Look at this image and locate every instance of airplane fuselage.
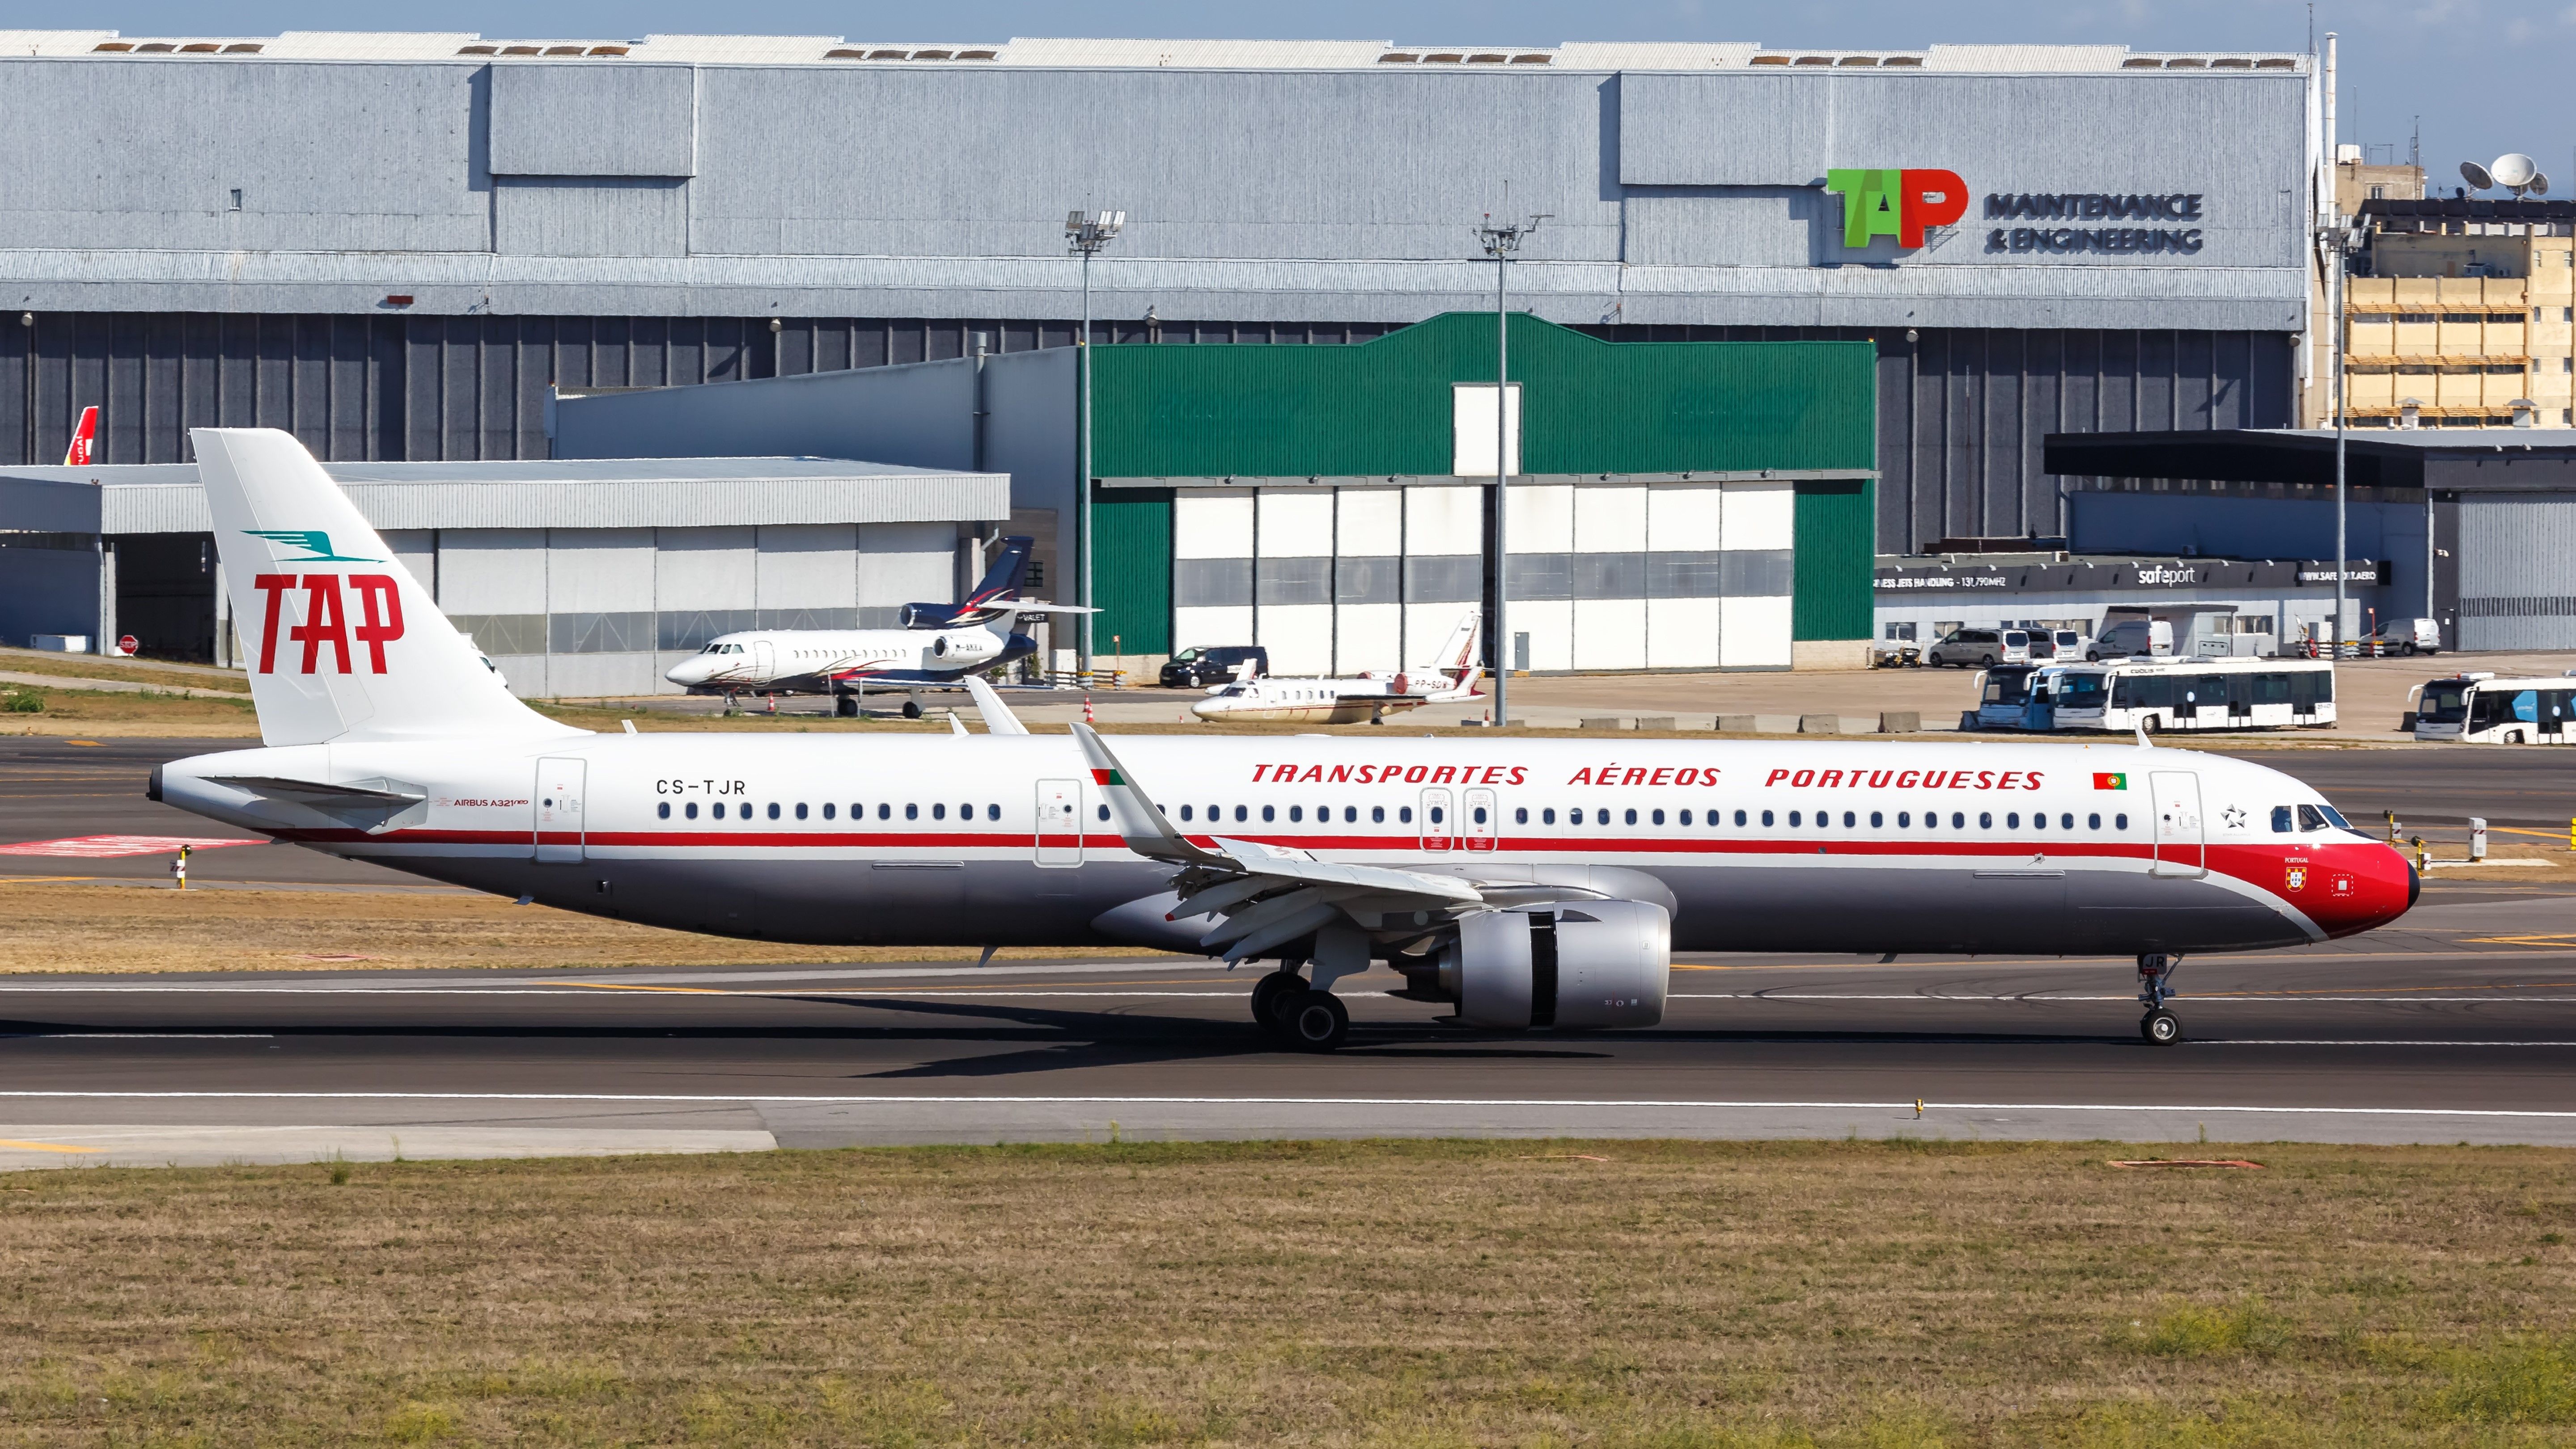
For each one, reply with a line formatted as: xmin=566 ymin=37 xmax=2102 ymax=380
xmin=666 ymin=625 xmax=1034 ymax=695
xmin=154 ymin=733 xmax=2415 ymax=957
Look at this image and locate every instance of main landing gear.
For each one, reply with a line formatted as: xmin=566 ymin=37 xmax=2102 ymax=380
xmin=2137 ymin=953 xmax=2182 ymax=1045
xmin=1250 ymin=967 xmax=1349 ymax=1052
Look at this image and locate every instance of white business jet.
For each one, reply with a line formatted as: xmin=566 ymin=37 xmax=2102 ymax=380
xmin=152 ymin=430 xmax=2417 ymax=1050
xmin=661 ymin=535 xmax=1094 ymax=715
xmin=1190 ymin=613 xmax=1485 ymax=724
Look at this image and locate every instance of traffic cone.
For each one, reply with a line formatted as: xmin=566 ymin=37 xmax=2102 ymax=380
xmin=1083 ymin=695 xmax=1095 ymax=724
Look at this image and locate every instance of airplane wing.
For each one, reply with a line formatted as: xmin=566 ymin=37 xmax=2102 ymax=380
xmin=1072 ymin=724 xmax=1580 ymax=963
xmin=1001 ymin=602 xmax=1101 ymax=616
xmin=961 ymin=674 xmax=1030 ymax=735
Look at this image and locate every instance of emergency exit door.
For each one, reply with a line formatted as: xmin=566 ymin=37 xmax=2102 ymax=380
xmin=1462 ymin=787 xmax=1499 ymax=851
xmin=1034 ymin=779 xmax=1084 ymax=866
xmin=535 ymin=758 xmax=586 ymax=863
xmin=2150 ymin=770 xmax=2204 ymax=877
xmin=1419 ymin=788 xmax=1455 ymax=851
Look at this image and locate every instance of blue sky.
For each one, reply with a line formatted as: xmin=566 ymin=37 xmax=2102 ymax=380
xmin=3 ymin=1 xmax=2565 ymax=198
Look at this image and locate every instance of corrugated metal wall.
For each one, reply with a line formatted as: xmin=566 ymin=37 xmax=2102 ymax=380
xmin=4 ymin=312 xmax=1397 ymax=468
xmin=2457 ymin=494 xmax=2576 ymax=650
xmin=1790 ymin=479 xmax=1874 ymax=642
xmin=1093 ymin=490 xmax=1175 ymax=656
xmin=1579 ymin=324 xmax=2299 ymax=554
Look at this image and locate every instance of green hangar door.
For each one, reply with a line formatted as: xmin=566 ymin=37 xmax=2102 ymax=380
xmin=1091 ymin=314 xmax=1876 ymax=675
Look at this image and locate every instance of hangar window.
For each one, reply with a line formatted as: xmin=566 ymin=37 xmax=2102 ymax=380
xmin=1377 ymin=52 xmax=1417 ymax=62
xmin=684 ymin=802 xmax=698 ymax=820
xmin=657 ymin=802 xmax=670 ymax=819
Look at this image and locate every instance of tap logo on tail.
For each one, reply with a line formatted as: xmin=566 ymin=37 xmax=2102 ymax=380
xmin=243 ymin=529 xmax=381 ymax=564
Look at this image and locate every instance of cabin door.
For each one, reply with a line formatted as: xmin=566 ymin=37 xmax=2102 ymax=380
xmin=2150 ymin=770 xmax=2205 ymax=878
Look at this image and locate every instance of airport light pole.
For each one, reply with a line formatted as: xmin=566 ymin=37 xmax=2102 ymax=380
xmin=2324 ymin=33 xmax=2349 ymax=659
xmin=1477 ymin=210 xmax=1542 ymax=727
xmin=1067 ymin=209 xmax=1124 ymax=676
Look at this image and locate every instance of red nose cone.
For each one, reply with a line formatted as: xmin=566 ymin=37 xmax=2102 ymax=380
xmin=2299 ymin=840 xmax=2418 ymax=938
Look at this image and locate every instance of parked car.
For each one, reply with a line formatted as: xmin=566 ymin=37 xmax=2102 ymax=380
xmin=1926 ymin=627 xmax=2030 ymax=668
xmin=2365 ymin=617 xmax=2442 ymax=657
xmin=1160 ymin=645 xmax=1270 ymax=688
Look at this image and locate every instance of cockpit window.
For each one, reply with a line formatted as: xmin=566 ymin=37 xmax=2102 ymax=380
xmin=2295 ymin=804 xmax=2346 ymax=832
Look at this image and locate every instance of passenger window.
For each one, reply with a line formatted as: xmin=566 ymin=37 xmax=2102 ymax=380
xmin=1400 ymin=806 xmax=1414 ymax=823
xmin=1761 ymin=810 xmax=1774 ymax=826
xmin=1788 ymin=810 xmax=1801 ymax=827
xmin=767 ymin=802 xmax=781 ymax=820
xmin=2007 ymin=812 xmax=2021 ymax=829
xmin=1842 ymin=810 xmax=1855 ymax=828
xmin=1870 ymin=811 xmax=1883 ymax=828
xmin=1953 ymin=812 xmax=1966 ymax=829
xmin=796 ymin=803 xmax=809 ymax=820
xmin=1897 ymin=811 xmax=1910 ymax=827
xmin=1734 ymin=809 xmax=1748 ymax=826
xmin=932 ymin=803 xmax=946 ymax=820
xmin=1430 ymin=806 xmax=1445 ymax=824
xmin=1515 ymin=807 xmax=1528 ymax=824
xmin=657 ymin=802 xmax=670 ymax=819
xmin=1343 ymin=806 xmax=1357 ymax=823
xmin=684 ymin=802 xmax=698 ymax=819
xmin=710 ymin=802 xmax=725 ymax=820
xmin=1543 ymin=808 xmax=1556 ymax=825
xmin=1098 ymin=805 xmax=1110 ymax=821
xmin=877 ymin=803 xmax=890 ymax=820
xmin=2115 ymin=813 xmax=2129 ymax=830
xmin=1474 ymin=806 xmax=1489 ymax=825
xmin=1179 ymin=805 xmax=1194 ymax=821
xmin=1288 ymin=805 xmax=1303 ymax=823
xmin=1263 ymin=805 xmax=1276 ymax=822
xmin=1980 ymin=812 xmax=1993 ymax=829
xmin=1679 ymin=809 xmax=1692 ymax=826
xmin=1626 ymin=808 xmax=1639 ymax=826
xmin=2089 ymin=813 xmax=2101 ymax=829
xmin=822 ymin=804 xmax=835 ymax=820
xmin=987 ymin=805 xmax=1000 ymax=821
xmin=2271 ymin=805 xmax=2292 ymax=832
xmin=1372 ymin=806 xmax=1385 ymax=823
xmin=2297 ymin=804 xmax=2330 ymax=831
xmin=905 ymin=804 xmax=918 ymax=820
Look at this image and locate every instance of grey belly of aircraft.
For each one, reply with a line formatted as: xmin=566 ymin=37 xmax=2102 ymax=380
xmin=318 ymin=847 xmax=2303 ymax=958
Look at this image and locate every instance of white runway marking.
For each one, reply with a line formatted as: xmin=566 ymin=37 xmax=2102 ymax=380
xmin=0 ymin=1090 xmax=2568 ymax=1119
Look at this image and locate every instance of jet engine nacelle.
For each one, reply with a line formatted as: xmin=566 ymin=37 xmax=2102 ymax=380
xmin=1437 ymin=901 xmax=1670 ymax=1030
xmin=897 ymin=602 xmax=953 ymax=629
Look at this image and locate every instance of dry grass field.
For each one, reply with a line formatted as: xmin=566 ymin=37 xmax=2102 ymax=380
xmin=0 ymin=1140 xmax=2571 ymax=1445
xmin=0 ymin=883 xmax=1160 ymax=974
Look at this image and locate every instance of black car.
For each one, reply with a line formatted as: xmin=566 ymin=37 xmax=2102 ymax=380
xmin=1161 ymin=645 xmax=1268 ymax=688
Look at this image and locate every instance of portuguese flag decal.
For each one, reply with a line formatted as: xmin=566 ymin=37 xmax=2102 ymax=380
xmin=1090 ymin=767 xmax=1122 ymax=786
xmin=2093 ymin=772 xmax=2128 ymax=791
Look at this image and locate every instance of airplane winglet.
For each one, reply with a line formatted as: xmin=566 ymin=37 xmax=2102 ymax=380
xmin=1069 ymin=723 xmax=1224 ymax=865
xmin=962 ymin=674 xmax=1030 ymax=735
xmin=2135 ymin=720 xmax=2153 ymax=750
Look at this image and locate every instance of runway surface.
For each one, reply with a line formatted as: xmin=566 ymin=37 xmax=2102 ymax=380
xmin=4 ymin=735 xmax=2574 ymax=1164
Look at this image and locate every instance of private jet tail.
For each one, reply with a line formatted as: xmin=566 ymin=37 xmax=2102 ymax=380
xmin=63 ymin=406 xmax=97 ymax=466
xmin=1423 ymin=611 xmax=1485 ymax=700
xmin=192 ymin=428 xmax=584 ymax=748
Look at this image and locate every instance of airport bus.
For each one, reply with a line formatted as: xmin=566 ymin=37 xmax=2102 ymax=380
xmin=1984 ymin=656 xmax=2336 ymax=733
xmin=2412 ymin=673 xmax=2576 ymax=744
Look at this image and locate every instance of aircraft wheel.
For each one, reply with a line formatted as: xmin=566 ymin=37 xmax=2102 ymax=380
xmin=1250 ymin=970 xmax=1304 ymax=1031
xmin=2141 ymin=1009 xmax=2182 ymax=1045
xmin=835 ymin=694 xmax=858 ymax=718
xmin=1278 ymin=990 xmax=1350 ymax=1052
xmin=901 ymin=699 xmax=923 ymax=720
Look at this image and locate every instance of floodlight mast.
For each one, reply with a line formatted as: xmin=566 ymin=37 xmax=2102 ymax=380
xmin=1477 ymin=211 xmax=1543 ymax=727
xmin=1065 ymin=209 xmax=1123 ymax=676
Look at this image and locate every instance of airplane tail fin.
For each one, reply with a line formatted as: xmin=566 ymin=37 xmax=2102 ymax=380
xmin=1423 ymin=611 xmax=1485 ymax=698
xmin=191 ymin=428 xmax=584 ymax=747
xmin=63 ymin=406 xmax=97 ymax=466
xmin=954 ymin=536 xmax=1034 ymax=620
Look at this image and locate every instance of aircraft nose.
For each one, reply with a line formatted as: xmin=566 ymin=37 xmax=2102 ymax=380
xmin=2307 ymin=841 xmax=2419 ymax=938
xmin=665 ymin=658 xmax=706 ymax=685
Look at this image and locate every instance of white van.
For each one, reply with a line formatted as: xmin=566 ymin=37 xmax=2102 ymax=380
xmin=2365 ymin=618 xmax=2442 ymax=657
xmin=2084 ymin=619 xmax=2172 ymax=661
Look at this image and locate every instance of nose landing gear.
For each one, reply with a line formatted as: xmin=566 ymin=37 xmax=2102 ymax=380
xmin=2137 ymin=953 xmax=2182 ymax=1044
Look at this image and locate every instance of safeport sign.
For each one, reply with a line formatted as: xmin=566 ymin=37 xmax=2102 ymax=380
xmin=1823 ymin=168 xmax=1970 ymax=248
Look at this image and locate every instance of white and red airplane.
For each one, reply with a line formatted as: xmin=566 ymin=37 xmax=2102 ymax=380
xmin=1190 ymin=612 xmax=1484 ymax=724
xmin=150 ymin=429 xmax=2418 ymax=1050
xmin=64 ymin=405 xmax=97 ymax=466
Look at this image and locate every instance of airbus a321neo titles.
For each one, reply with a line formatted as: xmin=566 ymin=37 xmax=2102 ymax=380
xmin=661 ymin=535 xmax=1091 ymax=714
xmin=1190 ymin=612 xmax=1485 ymax=725
xmin=153 ymin=430 xmax=2418 ymax=1050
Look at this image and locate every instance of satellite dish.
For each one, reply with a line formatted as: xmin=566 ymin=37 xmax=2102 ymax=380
xmin=2492 ymin=153 xmax=2539 ymax=189
xmin=2461 ymin=160 xmax=2495 ymax=191
xmin=2534 ymin=173 xmax=2553 ymax=198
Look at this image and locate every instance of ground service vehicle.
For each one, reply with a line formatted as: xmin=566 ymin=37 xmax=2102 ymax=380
xmin=151 ymin=430 xmax=2418 ymax=1051
xmin=2365 ymin=617 xmax=2443 ymax=657
xmin=1162 ymin=646 xmax=1269 ymax=688
xmin=2086 ymin=619 xmax=2174 ymax=661
xmin=2039 ymin=657 xmax=2336 ymax=734
xmin=2414 ymin=673 xmax=2576 ymax=743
